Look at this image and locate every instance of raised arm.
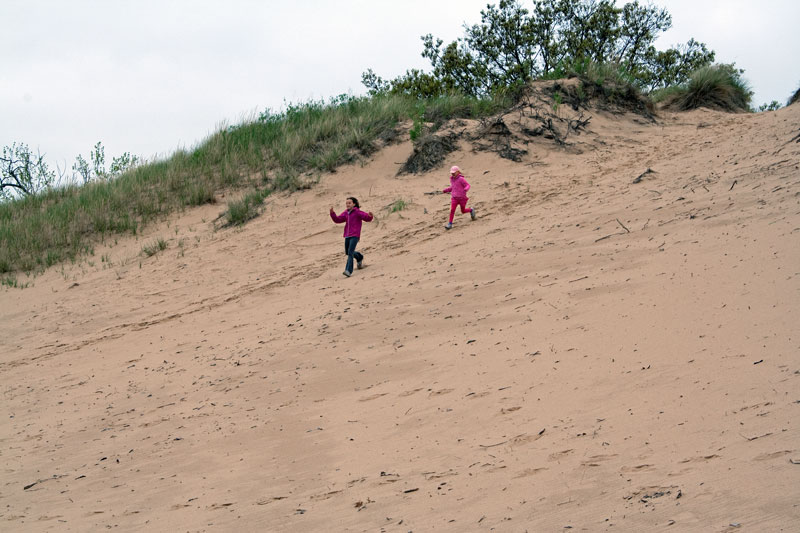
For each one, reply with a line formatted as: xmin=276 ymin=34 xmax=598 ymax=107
xmin=330 ymin=208 xmax=345 ymax=223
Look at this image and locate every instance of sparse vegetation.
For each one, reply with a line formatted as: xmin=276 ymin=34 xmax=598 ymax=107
xmin=141 ymin=237 xmax=168 ymax=257
xmin=387 ymin=199 xmax=408 ymax=213
xmin=655 ymin=64 xmax=752 ymax=112
xmin=1 ymin=274 xmax=28 ymax=289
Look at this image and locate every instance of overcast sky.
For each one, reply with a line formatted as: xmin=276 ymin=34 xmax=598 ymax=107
xmin=2 ymin=0 xmax=798 ymax=173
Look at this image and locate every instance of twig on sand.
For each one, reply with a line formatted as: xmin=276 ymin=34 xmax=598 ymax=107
xmin=729 ymin=180 xmax=737 ymax=191
xmin=632 ymin=168 xmax=654 ymax=184
xmin=479 ymin=433 xmax=527 ymax=448
xmin=741 ymin=432 xmax=772 ymax=441
xmin=616 ymin=218 xmax=630 ymax=233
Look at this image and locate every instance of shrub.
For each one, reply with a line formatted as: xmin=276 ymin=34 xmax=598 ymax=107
xmin=660 ymin=64 xmax=753 ymax=112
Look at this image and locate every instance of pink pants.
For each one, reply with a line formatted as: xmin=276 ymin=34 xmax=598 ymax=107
xmin=449 ymin=197 xmax=471 ymax=223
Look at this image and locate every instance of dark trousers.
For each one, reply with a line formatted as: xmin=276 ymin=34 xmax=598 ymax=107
xmin=344 ymin=237 xmax=363 ymax=273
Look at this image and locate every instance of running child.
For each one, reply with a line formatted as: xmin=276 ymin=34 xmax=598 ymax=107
xmin=330 ymin=197 xmax=374 ymax=277
xmin=442 ymin=165 xmax=476 ymax=229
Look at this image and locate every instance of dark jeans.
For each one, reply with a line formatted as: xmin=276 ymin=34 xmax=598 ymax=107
xmin=344 ymin=237 xmax=363 ymax=273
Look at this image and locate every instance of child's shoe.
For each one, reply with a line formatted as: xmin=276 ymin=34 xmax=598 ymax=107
xmin=470 ymin=208 xmax=477 ymax=221
xmin=343 ymin=270 xmax=352 ymax=277
xmin=445 ymin=222 xmax=453 ymax=230
xmin=357 ymin=259 xmax=363 ymax=269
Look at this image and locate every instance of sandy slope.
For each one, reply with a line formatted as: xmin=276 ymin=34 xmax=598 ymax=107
xmin=2 ymin=99 xmax=799 ymax=532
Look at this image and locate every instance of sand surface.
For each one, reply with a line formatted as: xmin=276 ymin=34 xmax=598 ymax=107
xmin=2 ymin=97 xmax=799 ymax=532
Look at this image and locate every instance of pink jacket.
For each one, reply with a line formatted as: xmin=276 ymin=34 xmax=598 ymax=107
xmin=443 ymin=174 xmax=470 ymax=199
xmin=330 ymin=208 xmax=373 ymax=238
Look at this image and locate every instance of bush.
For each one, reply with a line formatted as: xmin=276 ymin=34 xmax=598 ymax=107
xmin=659 ymin=64 xmax=753 ymax=112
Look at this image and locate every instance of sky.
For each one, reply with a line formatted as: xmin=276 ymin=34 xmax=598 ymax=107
xmin=2 ymin=0 xmax=798 ymax=174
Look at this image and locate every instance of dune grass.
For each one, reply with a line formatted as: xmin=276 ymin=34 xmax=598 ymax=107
xmin=387 ymin=199 xmax=408 ymax=213
xmin=653 ymin=64 xmax=753 ymax=112
xmin=1 ymin=93 xmax=510 ymax=274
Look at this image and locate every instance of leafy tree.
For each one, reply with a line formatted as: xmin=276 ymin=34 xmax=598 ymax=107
xmin=364 ymin=0 xmax=714 ymax=98
xmin=1 ymin=143 xmax=56 ymax=200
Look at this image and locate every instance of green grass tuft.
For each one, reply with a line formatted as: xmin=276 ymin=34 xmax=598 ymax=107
xmin=658 ymin=64 xmax=753 ymax=112
xmin=224 ymin=189 xmax=271 ymax=226
xmin=141 ymin=237 xmax=168 ymax=257
xmin=387 ymin=199 xmax=408 ymax=213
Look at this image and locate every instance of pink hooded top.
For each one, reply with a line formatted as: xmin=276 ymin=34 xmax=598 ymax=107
xmin=443 ymin=172 xmax=471 ymax=199
xmin=330 ymin=208 xmax=373 ymax=238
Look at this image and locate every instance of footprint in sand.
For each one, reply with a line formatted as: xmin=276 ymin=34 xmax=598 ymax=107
xmin=548 ymin=449 xmax=574 ymax=461
xmin=678 ymin=454 xmax=720 ymax=463
xmin=581 ymin=453 xmax=619 ymax=467
xmin=358 ymin=392 xmax=388 ymax=402
xmin=514 ymin=467 xmax=548 ymax=478
xmin=753 ymin=450 xmax=792 ymax=461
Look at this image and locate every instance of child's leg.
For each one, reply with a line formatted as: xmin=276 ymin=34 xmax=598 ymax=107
xmin=449 ymin=198 xmax=458 ymax=223
xmin=458 ymin=197 xmax=472 ymax=214
xmin=344 ymin=237 xmax=359 ymax=273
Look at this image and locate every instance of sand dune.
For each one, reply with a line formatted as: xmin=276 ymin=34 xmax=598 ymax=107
xmin=2 ymin=98 xmax=799 ymax=532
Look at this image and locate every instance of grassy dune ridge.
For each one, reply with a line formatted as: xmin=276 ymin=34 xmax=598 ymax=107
xmin=0 ymin=93 xmax=509 ymax=274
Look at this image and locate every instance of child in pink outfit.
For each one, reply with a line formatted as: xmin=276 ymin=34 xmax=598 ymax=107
xmin=442 ymin=165 xmax=476 ymax=229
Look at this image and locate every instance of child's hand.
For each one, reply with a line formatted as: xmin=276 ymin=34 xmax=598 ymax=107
xmin=368 ymin=212 xmax=374 ymax=218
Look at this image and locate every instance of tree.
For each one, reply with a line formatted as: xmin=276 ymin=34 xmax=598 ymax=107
xmin=1 ymin=143 xmax=56 ymax=201
xmin=364 ymin=0 xmax=714 ymax=98
xmin=72 ymin=141 xmax=140 ymax=184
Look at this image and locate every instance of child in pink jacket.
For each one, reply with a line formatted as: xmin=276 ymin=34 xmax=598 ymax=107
xmin=442 ymin=166 xmax=476 ymax=229
xmin=330 ymin=196 xmax=374 ymax=277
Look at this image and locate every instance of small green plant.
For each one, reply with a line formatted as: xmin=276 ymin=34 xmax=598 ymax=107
xmin=142 ymin=237 xmax=168 ymax=257
xmin=575 ymin=82 xmax=586 ymax=102
xmin=1 ymin=274 xmax=28 ymax=288
xmin=388 ymin=199 xmax=408 ymax=213
xmin=756 ymin=100 xmax=782 ymax=112
xmin=552 ymin=92 xmax=562 ymax=111
xmin=409 ymin=103 xmax=425 ymax=141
